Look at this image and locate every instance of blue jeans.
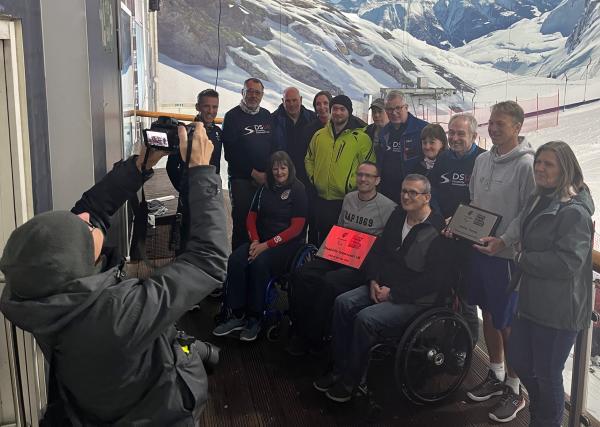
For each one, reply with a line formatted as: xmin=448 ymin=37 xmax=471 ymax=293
xmin=507 ymin=317 xmax=577 ymax=427
xmin=331 ymin=286 xmax=421 ymax=387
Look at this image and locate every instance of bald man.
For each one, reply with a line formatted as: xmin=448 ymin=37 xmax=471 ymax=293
xmin=272 ymin=87 xmax=316 ymax=185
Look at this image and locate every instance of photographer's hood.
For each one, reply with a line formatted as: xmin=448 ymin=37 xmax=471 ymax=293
xmin=0 ymin=211 xmax=96 ymax=299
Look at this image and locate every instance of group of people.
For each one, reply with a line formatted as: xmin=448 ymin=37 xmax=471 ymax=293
xmin=201 ymin=78 xmax=594 ymax=427
xmin=0 ymin=76 xmax=594 ymax=427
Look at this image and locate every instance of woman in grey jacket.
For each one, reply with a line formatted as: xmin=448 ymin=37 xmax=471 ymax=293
xmin=478 ymin=140 xmax=594 ymax=427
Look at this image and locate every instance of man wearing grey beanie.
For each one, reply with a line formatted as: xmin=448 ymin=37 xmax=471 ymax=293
xmin=0 ymin=124 xmax=228 ymax=426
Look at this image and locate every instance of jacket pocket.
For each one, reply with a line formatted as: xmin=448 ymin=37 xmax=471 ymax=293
xmin=172 ymin=341 xmax=208 ymax=414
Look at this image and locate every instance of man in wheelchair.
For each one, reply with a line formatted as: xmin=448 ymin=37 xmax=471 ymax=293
xmin=314 ymin=174 xmax=455 ymax=403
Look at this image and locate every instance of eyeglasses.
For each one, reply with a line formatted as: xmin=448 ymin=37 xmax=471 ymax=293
xmin=384 ymin=105 xmax=408 ymax=114
xmin=356 ymin=172 xmax=378 ymax=179
xmin=447 ymin=130 xmax=468 ymax=138
xmin=401 ymin=189 xmax=429 ymax=198
xmin=243 ymin=89 xmax=263 ymax=96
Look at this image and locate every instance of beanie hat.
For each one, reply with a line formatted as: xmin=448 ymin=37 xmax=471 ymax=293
xmin=0 ymin=211 xmax=96 ymax=299
xmin=330 ymin=95 xmax=353 ymax=115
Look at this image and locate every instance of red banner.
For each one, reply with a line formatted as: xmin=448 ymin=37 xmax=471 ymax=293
xmin=316 ymin=226 xmax=377 ymax=269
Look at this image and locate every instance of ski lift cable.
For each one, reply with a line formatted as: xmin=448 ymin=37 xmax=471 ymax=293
xmin=279 ymin=0 xmax=283 ymax=93
xmin=214 ymin=0 xmax=222 ymax=89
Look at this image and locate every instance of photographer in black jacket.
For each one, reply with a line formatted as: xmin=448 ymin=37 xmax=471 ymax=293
xmin=0 ymin=123 xmax=228 ymax=426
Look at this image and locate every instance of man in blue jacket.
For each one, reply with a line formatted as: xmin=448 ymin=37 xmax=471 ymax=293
xmin=377 ymin=90 xmax=428 ymax=204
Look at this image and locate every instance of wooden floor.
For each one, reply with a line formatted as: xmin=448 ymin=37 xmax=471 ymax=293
xmin=178 ymin=299 xmax=532 ymax=427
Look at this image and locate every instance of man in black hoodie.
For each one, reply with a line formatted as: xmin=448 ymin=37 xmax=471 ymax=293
xmin=0 ymin=124 xmax=228 ymax=426
xmin=222 ymin=77 xmax=274 ymax=250
xmin=313 ymin=174 xmax=455 ymax=403
xmin=166 ymin=88 xmax=223 ymax=258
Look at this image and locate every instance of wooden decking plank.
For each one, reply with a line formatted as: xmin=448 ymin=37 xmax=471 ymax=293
xmin=180 ymin=301 xmax=533 ymax=426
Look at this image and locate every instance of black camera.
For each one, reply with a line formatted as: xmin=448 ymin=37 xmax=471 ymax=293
xmin=176 ymin=330 xmax=220 ymax=368
xmin=143 ymin=116 xmax=184 ymax=152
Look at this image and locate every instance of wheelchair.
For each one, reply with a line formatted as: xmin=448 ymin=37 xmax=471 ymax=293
xmin=214 ymin=243 xmax=318 ymax=339
xmin=360 ymin=292 xmax=473 ymax=407
xmin=263 ymin=243 xmax=318 ymax=341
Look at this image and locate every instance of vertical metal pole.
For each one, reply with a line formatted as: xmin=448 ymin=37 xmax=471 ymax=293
xmin=569 ymin=324 xmax=592 ymax=427
xmin=536 ymin=94 xmax=539 ymax=130
xmin=557 ymin=89 xmax=560 ymax=126
xmin=583 ymin=58 xmax=591 ymax=102
xmin=435 ymin=90 xmax=438 ymax=123
xmin=563 ymin=74 xmax=568 ymax=112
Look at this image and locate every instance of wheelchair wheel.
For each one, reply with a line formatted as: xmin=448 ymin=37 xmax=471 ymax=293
xmin=394 ymin=308 xmax=472 ymax=405
xmin=266 ymin=324 xmax=281 ymax=342
xmin=290 ymin=244 xmax=317 ymax=272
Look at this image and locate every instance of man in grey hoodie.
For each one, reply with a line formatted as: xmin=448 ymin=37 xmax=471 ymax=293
xmin=460 ymin=101 xmax=535 ymax=423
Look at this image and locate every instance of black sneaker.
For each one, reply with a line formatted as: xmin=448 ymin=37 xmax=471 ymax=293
xmin=466 ymin=370 xmax=505 ymax=402
xmin=313 ymin=371 xmax=340 ymax=392
xmin=286 ymin=335 xmax=309 ymax=357
xmin=325 ymin=381 xmax=353 ymax=403
xmin=489 ymin=386 xmax=526 ymax=423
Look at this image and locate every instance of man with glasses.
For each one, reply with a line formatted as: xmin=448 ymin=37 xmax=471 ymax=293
xmin=429 ymin=113 xmax=486 ymax=346
xmin=430 ymin=113 xmax=486 ymax=219
xmin=0 ymin=124 xmax=228 ymax=425
xmin=222 ymin=77 xmax=274 ymax=250
xmin=287 ymin=162 xmax=396 ymax=356
xmin=313 ymin=174 xmax=453 ymax=403
xmin=378 ymin=90 xmax=428 ymax=204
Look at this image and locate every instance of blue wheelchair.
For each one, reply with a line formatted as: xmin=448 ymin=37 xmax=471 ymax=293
xmin=263 ymin=243 xmax=318 ymax=341
xmin=214 ymin=244 xmax=318 ymax=340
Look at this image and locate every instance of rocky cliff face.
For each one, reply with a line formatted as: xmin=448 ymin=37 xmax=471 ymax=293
xmin=326 ymin=0 xmax=562 ymax=49
xmin=157 ymin=0 xmax=493 ymax=99
xmin=565 ymin=0 xmax=600 ymax=53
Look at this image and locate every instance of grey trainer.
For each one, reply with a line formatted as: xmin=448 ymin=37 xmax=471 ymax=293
xmin=212 ymin=316 xmax=246 ymax=337
xmin=239 ymin=317 xmax=261 ymax=342
xmin=489 ymin=386 xmax=526 ymax=423
xmin=466 ymin=369 xmax=505 ymax=402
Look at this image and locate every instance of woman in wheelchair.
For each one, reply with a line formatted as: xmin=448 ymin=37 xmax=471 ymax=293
xmin=213 ymin=151 xmax=307 ymax=341
xmin=314 ymin=174 xmax=457 ymax=403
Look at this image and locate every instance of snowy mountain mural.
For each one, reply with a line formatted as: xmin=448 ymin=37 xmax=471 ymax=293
xmin=157 ymin=0 xmax=599 ymax=112
xmin=451 ymin=0 xmax=600 ymax=80
xmin=324 ymin=0 xmax=562 ymax=49
xmin=158 ymin=0 xmax=492 ymax=106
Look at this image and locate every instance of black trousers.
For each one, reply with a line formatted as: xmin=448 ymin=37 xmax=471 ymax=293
xmin=313 ymin=197 xmax=343 ymax=246
xmin=229 ymin=178 xmax=258 ymax=251
xmin=290 ymin=258 xmax=365 ymax=343
xmin=225 ymin=241 xmax=301 ymax=317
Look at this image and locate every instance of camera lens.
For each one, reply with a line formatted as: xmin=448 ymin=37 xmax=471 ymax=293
xmin=195 ymin=341 xmax=220 ymax=366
